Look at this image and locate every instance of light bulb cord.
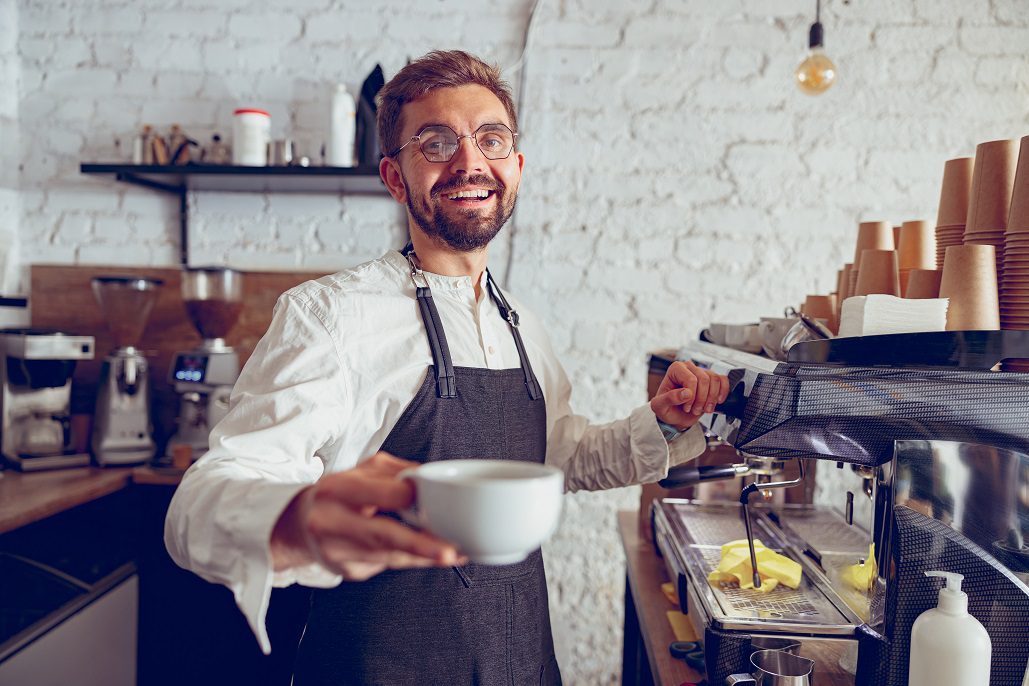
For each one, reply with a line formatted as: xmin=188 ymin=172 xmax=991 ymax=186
xmin=809 ymin=0 xmax=825 ymax=49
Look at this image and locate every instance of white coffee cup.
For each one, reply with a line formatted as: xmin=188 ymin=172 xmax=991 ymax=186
xmin=401 ymin=459 xmax=564 ymax=565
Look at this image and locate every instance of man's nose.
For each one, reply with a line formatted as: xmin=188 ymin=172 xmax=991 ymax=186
xmin=446 ymin=136 xmax=487 ymax=175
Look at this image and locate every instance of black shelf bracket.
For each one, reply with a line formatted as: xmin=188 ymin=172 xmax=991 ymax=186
xmin=115 ymin=172 xmax=189 ymax=266
xmin=81 ymin=163 xmax=387 ymax=268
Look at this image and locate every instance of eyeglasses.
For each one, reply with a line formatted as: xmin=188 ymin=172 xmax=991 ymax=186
xmin=393 ymin=123 xmax=518 ymax=163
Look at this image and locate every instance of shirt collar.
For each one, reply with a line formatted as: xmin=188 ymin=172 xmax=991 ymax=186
xmin=384 ymin=249 xmax=488 ymax=292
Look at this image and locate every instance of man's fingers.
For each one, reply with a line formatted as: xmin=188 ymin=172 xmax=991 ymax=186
xmin=358 ymin=451 xmax=421 ymax=477
xmin=307 ymin=503 xmax=459 ymax=564
xmin=315 ymin=471 xmax=416 ymax=512
xmin=692 ymin=366 xmax=711 ymax=416
xmin=664 ymin=361 xmax=699 ymax=408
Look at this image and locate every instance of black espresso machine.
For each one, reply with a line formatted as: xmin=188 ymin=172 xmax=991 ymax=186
xmin=651 ymin=331 xmax=1029 ymax=686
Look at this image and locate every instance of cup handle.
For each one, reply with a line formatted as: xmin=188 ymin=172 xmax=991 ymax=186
xmin=397 ymin=468 xmax=423 ymax=528
xmin=725 ymin=676 xmax=756 ymax=686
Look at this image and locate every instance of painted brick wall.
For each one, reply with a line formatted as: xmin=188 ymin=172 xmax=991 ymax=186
xmin=8 ymin=0 xmax=1029 ymax=682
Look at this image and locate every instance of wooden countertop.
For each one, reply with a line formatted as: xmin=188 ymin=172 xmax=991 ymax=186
xmin=618 ymin=510 xmax=704 ymax=685
xmin=0 ymin=464 xmax=186 ymax=534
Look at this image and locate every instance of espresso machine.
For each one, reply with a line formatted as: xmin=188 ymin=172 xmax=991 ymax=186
xmin=91 ymin=276 xmax=163 ymax=466
xmin=0 ymin=329 xmax=95 ymax=471
xmin=652 ymin=332 xmax=1029 ymax=686
xmin=165 ymin=267 xmax=243 ymax=462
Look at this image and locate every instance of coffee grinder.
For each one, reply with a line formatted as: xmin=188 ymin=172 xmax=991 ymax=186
xmin=91 ymin=276 xmax=163 ymax=466
xmin=0 ymin=328 xmax=95 ymax=471
xmin=166 ymin=267 xmax=243 ymax=462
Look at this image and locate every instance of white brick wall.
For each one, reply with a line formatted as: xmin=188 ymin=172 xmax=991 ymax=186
xmin=6 ymin=0 xmax=1029 ymax=682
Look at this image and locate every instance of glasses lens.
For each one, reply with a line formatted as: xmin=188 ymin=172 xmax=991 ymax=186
xmin=418 ymin=126 xmax=459 ymax=162
xmin=475 ymin=124 xmax=515 ymax=160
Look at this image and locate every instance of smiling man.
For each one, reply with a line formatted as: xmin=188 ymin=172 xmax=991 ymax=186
xmin=165 ymin=50 xmax=728 ymax=686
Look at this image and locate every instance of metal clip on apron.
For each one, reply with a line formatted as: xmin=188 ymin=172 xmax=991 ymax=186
xmin=292 ymin=247 xmax=560 ymax=686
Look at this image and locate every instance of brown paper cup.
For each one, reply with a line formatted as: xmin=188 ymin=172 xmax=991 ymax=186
xmin=905 ymin=269 xmax=943 ymax=299
xmin=854 ymin=221 xmax=895 ymax=267
xmin=893 ymin=225 xmax=901 ymax=247
xmin=939 ymin=244 xmax=1000 ymax=330
xmin=898 ymin=220 xmax=935 ymax=270
xmin=855 ymin=249 xmax=901 ymax=297
xmin=804 ymin=294 xmax=837 ymax=334
xmin=839 ymin=263 xmax=854 ymax=304
xmin=966 ymin=139 xmax=1017 ymax=232
xmin=1008 ymin=135 xmax=1029 ymax=233
xmin=937 ymin=157 xmax=974 ymax=227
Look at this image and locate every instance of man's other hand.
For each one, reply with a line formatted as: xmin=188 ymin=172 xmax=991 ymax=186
xmin=270 ymin=452 xmax=464 ymax=580
xmin=650 ymin=360 xmax=730 ymax=431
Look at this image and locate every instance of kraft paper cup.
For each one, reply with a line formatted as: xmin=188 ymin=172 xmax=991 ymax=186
xmin=853 ymin=221 xmax=895 ymax=268
xmin=905 ymin=269 xmax=943 ymax=299
xmin=804 ymin=294 xmax=837 ymax=334
xmin=840 ymin=263 xmax=854 ymax=304
xmin=966 ymin=139 xmax=1018 ymax=233
xmin=893 ymin=225 xmax=901 ymax=247
xmin=898 ymin=220 xmax=936 ymax=270
xmin=937 ymin=157 xmax=974 ymax=227
xmin=939 ymin=244 xmax=1000 ymax=330
xmin=1008 ymin=135 xmax=1029 ymax=233
xmin=855 ymin=249 xmax=901 ymax=296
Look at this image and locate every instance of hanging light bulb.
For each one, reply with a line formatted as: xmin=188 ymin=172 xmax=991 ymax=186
xmin=795 ymin=0 xmax=836 ymax=95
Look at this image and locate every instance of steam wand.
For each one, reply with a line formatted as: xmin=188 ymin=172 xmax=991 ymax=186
xmin=739 ymin=459 xmax=806 ymax=588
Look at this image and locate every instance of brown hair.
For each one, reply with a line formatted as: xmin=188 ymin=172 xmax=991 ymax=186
xmin=376 ymin=50 xmax=518 ymax=157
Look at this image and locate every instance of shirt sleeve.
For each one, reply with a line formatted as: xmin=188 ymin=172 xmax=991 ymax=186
xmin=512 ymin=304 xmax=707 ymax=491
xmin=164 ymin=292 xmax=349 ymax=655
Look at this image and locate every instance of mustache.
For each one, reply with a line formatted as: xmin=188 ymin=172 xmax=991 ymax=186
xmin=430 ymin=174 xmax=503 ymax=198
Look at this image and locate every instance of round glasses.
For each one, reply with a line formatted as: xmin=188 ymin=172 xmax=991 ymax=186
xmin=393 ymin=123 xmax=518 ymax=163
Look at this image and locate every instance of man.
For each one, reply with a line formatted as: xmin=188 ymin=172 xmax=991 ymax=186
xmin=165 ymin=50 xmax=728 ymax=685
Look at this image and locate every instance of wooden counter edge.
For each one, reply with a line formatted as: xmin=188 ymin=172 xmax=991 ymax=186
xmin=0 ymin=467 xmax=134 ymax=534
xmin=618 ymin=510 xmax=704 ymax=685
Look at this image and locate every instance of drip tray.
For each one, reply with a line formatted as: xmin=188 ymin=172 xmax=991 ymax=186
xmin=654 ymin=500 xmax=866 ymax=635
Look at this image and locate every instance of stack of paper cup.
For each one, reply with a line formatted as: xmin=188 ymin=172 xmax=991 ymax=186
xmin=935 ymin=157 xmax=973 ymax=269
xmin=1000 ymin=135 xmax=1029 ymax=356
xmin=939 ymin=244 xmax=1000 ymax=330
xmin=851 ymin=221 xmax=895 ymax=295
xmin=855 ymin=249 xmax=901 ymax=297
xmin=965 ymin=139 xmax=1017 ymax=285
xmin=905 ymin=269 xmax=944 ymax=299
xmin=897 ymin=220 xmax=936 ymax=296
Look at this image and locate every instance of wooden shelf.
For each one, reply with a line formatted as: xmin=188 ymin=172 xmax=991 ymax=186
xmin=80 ymin=162 xmax=387 ymax=195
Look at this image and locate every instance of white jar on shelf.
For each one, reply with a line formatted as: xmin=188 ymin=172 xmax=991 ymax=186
xmin=232 ymin=108 xmax=271 ymax=166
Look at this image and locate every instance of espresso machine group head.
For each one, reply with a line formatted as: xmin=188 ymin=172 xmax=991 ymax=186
xmin=91 ymin=276 xmax=163 ymax=466
xmin=0 ymin=329 xmax=95 ymax=471
xmin=653 ymin=336 xmax=1029 ymax=686
xmin=165 ymin=267 xmax=243 ymax=463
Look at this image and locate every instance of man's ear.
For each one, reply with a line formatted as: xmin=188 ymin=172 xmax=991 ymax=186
xmin=380 ymin=157 xmax=407 ymax=204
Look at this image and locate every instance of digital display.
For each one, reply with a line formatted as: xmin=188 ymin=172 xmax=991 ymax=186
xmin=173 ymin=354 xmax=208 ymax=383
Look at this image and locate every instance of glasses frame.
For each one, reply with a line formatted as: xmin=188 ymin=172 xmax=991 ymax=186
xmin=392 ymin=123 xmax=519 ymax=163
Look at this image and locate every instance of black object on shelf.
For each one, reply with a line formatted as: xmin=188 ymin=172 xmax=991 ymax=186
xmin=0 ymin=297 xmax=27 ymax=308
xmin=788 ymin=330 xmax=1029 ymax=369
xmin=80 ymin=162 xmax=389 ymax=267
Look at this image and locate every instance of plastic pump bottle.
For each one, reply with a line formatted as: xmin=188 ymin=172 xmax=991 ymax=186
xmin=908 ymin=571 xmax=991 ymax=686
xmin=328 ymin=84 xmax=356 ymax=168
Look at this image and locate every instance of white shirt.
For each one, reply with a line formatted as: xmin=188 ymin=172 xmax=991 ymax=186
xmin=164 ymin=249 xmax=705 ymax=654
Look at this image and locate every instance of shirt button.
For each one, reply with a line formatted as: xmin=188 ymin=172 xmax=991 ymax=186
xmin=488 ymin=345 xmax=496 ymax=355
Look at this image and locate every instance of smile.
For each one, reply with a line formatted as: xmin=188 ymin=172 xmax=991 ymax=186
xmin=442 ymin=188 xmax=495 ymax=204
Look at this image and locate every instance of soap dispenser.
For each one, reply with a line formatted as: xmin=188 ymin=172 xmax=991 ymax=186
xmin=908 ymin=571 xmax=991 ymax=686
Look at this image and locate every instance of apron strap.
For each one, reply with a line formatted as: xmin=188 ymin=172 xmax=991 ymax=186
xmin=485 ymin=270 xmax=544 ymax=401
xmin=403 ymin=244 xmax=457 ymax=398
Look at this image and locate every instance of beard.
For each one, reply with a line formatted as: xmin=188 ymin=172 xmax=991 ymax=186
xmin=404 ymin=173 xmax=517 ymax=252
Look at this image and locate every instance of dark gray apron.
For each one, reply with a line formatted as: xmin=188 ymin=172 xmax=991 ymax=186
xmin=292 ymin=248 xmax=561 ymax=686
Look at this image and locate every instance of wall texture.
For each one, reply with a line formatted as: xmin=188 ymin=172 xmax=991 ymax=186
xmin=7 ymin=0 xmax=1029 ymax=682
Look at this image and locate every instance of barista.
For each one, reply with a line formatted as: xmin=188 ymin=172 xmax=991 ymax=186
xmin=165 ymin=49 xmax=728 ymax=685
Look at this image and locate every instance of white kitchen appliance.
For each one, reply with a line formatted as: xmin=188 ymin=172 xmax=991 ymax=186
xmin=165 ymin=267 xmax=243 ymax=462
xmin=0 ymin=328 xmax=95 ymax=471
xmin=91 ymin=276 xmax=162 ymax=466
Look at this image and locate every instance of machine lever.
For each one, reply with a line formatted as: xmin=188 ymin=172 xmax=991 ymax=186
xmin=659 ymin=463 xmax=750 ymax=489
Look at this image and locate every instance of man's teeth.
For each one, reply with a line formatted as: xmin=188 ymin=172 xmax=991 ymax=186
xmin=446 ymin=189 xmax=491 ymax=200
